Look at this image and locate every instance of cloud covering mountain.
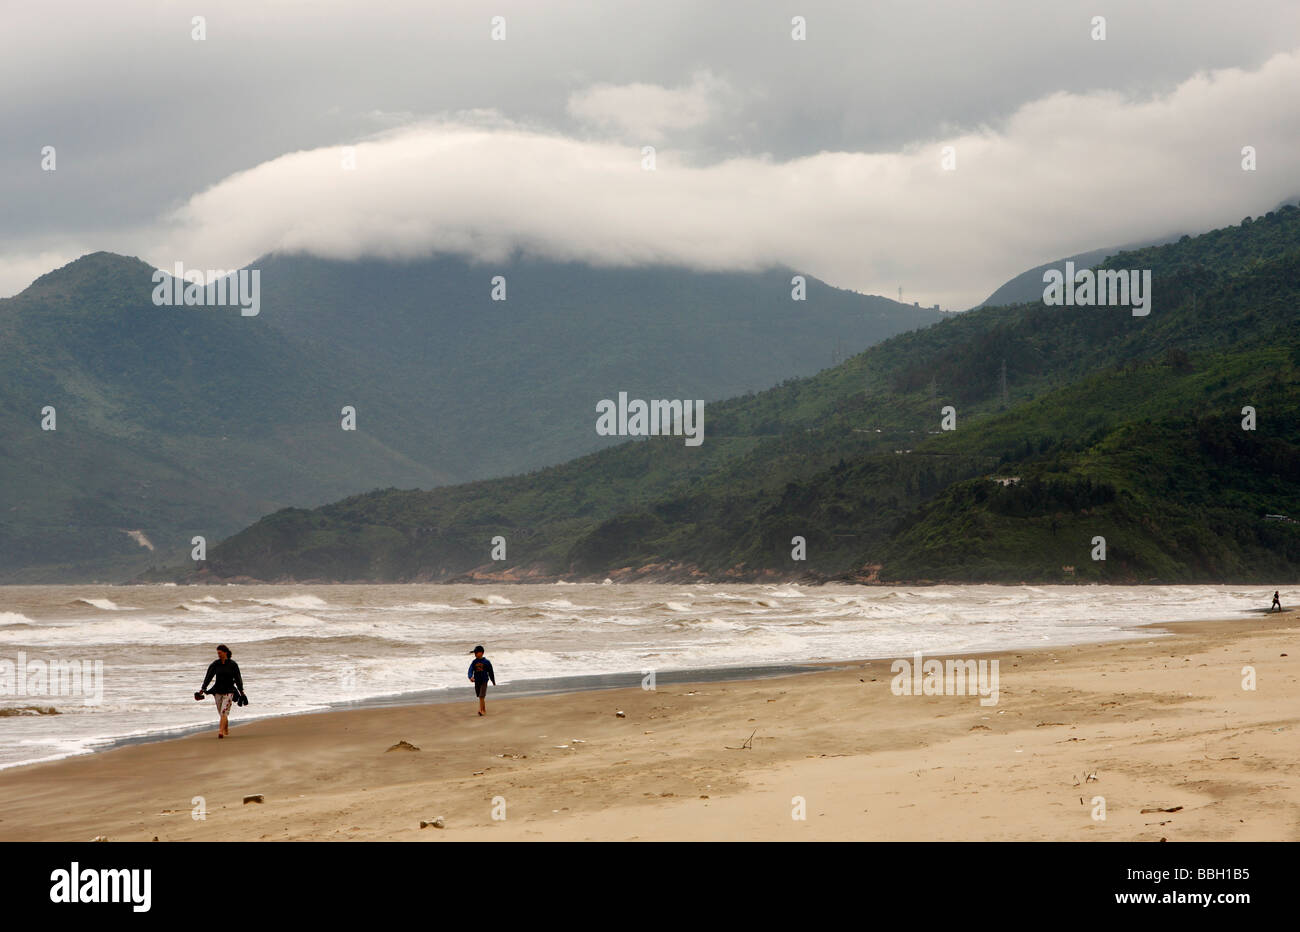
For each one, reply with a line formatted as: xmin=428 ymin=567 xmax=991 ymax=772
xmin=5 ymin=1 xmax=1300 ymax=306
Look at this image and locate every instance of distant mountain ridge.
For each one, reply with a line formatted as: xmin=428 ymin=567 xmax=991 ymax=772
xmin=174 ymin=205 xmax=1300 ymax=585
xmin=975 ymin=234 xmax=1182 ymax=309
xmin=0 ymin=251 xmax=941 ymax=581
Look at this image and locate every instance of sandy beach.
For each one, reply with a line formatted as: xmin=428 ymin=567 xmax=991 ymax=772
xmin=1 ymin=612 xmax=1296 ymax=842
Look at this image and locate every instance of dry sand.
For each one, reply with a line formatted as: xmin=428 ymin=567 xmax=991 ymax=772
xmin=1 ymin=613 xmax=1297 ymax=841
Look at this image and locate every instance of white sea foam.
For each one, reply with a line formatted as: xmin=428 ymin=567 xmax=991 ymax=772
xmin=74 ymin=598 xmax=124 ymax=610
xmin=0 ymin=582 xmax=1266 ymax=771
xmin=469 ymin=594 xmax=512 ymax=605
xmin=0 ymin=618 xmax=167 ymax=644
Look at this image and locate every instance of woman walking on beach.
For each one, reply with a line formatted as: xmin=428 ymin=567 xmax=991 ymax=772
xmin=195 ymin=644 xmax=246 ymax=738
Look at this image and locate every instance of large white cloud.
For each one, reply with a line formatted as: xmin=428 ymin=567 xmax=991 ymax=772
xmin=7 ymin=49 xmax=1300 ymax=308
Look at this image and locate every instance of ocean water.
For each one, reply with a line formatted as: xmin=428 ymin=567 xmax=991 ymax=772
xmin=0 ymin=582 xmax=1271 ymax=770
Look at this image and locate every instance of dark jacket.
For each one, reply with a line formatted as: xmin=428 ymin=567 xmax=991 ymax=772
xmin=467 ymin=657 xmax=495 ymax=685
xmin=202 ymin=658 xmax=244 ymax=695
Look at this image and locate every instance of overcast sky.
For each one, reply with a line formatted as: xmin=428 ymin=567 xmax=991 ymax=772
xmin=5 ymin=0 xmax=1300 ymax=307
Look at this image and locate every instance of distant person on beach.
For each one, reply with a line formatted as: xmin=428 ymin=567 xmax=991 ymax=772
xmin=195 ymin=644 xmax=246 ymax=738
xmin=1272 ymin=591 xmax=1282 ymax=613
xmin=467 ymin=645 xmax=496 ymax=716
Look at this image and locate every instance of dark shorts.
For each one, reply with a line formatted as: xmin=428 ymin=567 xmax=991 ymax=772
xmin=474 ymin=681 xmax=489 ymax=698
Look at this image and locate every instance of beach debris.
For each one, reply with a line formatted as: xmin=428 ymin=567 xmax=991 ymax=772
xmin=1036 ymin=721 xmax=1068 ymax=727
xmin=553 ymin=745 xmax=570 ymax=749
xmin=615 ymin=710 xmax=626 ymax=718
xmin=0 ymin=706 xmax=59 ymax=716
xmin=970 ymin=724 xmax=990 ymax=731
xmin=386 ymin=740 xmax=420 ymax=752
xmin=571 ymin=739 xmax=585 ymax=744
xmin=472 ymin=771 xmax=485 ymax=775
xmin=1140 ymin=806 xmax=1183 ymax=814
xmin=725 ymin=730 xmax=757 ymax=751
xmin=243 ymin=794 xmax=265 ymax=805
xmin=152 ymin=836 xmax=159 ymax=842
xmin=419 ymin=818 xmax=446 ymax=829
xmin=91 ymin=836 xmax=108 ymax=842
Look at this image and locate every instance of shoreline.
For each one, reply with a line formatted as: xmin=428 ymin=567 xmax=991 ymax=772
xmin=0 ymin=660 xmax=828 ymax=772
xmin=3 ymin=611 xmax=1297 ymax=841
xmin=2 ymin=611 xmax=1216 ymax=774
xmin=127 ymin=571 xmax=1300 ymax=586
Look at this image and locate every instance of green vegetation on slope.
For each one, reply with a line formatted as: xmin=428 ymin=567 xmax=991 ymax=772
xmin=0 ymin=252 xmax=937 ymax=580
xmin=169 ymin=206 xmax=1300 ymax=584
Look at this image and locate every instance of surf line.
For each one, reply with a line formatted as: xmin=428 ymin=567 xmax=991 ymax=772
xmin=595 ymin=392 xmax=704 ymax=447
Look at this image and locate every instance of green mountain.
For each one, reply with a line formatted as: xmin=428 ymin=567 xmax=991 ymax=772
xmin=974 ymin=235 xmax=1178 ymax=309
xmin=176 ymin=206 xmax=1300 ymax=584
xmin=0 ymin=253 xmax=453 ymax=582
xmin=252 ymin=254 xmax=948 ymax=478
xmin=0 ymin=253 xmax=938 ymax=581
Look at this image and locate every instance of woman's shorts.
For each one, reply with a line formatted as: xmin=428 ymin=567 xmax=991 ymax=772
xmin=213 ymin=692 xmax=235 ymax=717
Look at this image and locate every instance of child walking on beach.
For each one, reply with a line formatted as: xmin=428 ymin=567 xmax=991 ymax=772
xmin=195 ymin=643 xmax=246 ymax=738
xmin=468 ymin=646 xmax=496 ymax=716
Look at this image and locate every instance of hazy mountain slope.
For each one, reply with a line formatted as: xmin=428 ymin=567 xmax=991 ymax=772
xmin=0 ymin=253 xmax=454 ymax=580
xmin=975 ymin=235 xmax=1181 ymax=309
xmin=251 ymin=254 xmax=946 ymax=477
xmin=1 ymin=252 xmax=940 ymax=580
xmin=178 ymin=206 xmax=1300 ymax=584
